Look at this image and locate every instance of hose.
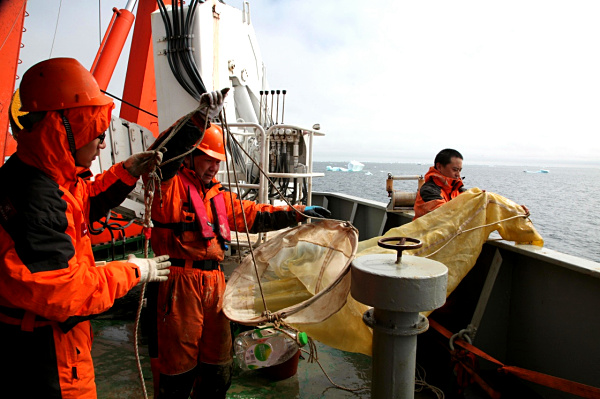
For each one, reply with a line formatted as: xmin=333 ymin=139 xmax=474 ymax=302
xmin=156 ymin=0 xmax=206 ymax=100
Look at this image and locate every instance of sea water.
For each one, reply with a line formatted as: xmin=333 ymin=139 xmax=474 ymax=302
xmin=312 ymin=162 xmax=600 ymax=263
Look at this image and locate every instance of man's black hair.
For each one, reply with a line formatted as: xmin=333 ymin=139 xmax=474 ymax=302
xmin=434 ymin=149 xmax=463 ymax=167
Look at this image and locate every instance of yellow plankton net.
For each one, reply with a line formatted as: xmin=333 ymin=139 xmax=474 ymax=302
xmin=223 ymin=219 xmax=359 ymax=326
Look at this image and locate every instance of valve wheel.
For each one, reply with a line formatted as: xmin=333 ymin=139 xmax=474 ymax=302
xmin=377 ymin=237 xmax=423 ymax=263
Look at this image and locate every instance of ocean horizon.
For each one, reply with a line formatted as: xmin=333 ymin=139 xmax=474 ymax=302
xmin=311 ymin=161 xmax=600 ymax=263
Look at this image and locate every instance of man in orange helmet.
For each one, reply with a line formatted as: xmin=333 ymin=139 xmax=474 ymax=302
xmin=146 ymin=89 xmax=330 ymax=398
xmin=0 ymin=58 xmax=170 ymax=398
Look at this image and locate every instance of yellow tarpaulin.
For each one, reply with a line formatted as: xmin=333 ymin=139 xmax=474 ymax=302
xmin=295 ymin=188 xmax=543 ymax=356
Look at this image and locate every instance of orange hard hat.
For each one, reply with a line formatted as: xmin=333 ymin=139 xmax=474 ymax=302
xmin=19 ymin=58 xmax=113 ymax=112
xmin=196 ymin=124 xmax=226 ymax=161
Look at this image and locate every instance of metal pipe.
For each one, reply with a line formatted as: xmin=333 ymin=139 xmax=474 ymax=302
xmin=388 ymin=175 xmax=423 ymax=181
xmin=259 ymin=90 xmax=264 ymax=126
xmin=124 ymin=0 xmax=138 ymax=13
xmin=281 ymin=89 xmax=286 ymax=123
xmin=352 ymin=249 xmax=448 ymax=399
xmin=270 ymin=90 xmax=275 ymax=127
xmin=306 ymin=131 xmax=313 ymax=206
xmin=266 ymin=172 xmax=323 ymax=178
xmin=264 ymin=90 xmax=270 ymax=127
xmin=466 ymin=249 xmax=503 ymax=340
xmin=370 ymin=310 xmax=424 ymax=399
xmin=243 ymin=1 xmax=251 ymax=24
xmin=293 ymin=136 xmax=299 ymax=171
xmin=275 ymin=89 xmax=280 ymax=124
xmin=91 ymin=7 xmax=135 ymax=90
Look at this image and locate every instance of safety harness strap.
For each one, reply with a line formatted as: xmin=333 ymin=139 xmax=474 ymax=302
xmin=179 ymin=172 xmax=215 ymax=239
xmin=429 ymin=318 xmax=600 ymax=398
xmin=178 ymin=171 xmax=231 ymax=243
xmin=212 ymin=192 xmax=231 ymax=242
xmin=151 ymin=219 xmax=198 ymax=235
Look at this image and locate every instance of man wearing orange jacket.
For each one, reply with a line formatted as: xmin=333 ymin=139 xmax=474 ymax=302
xmin=413 ymin=149 xmax=529 ymax=220
xmin=0 ymin=58 xmax=170 ymax=398
xmin=146 ymin=89 xmax=330 ymax=398
xmin=413 ymin=148 xmax=466 ymax=219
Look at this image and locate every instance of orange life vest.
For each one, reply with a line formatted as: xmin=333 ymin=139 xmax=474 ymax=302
xmin=413 ymin=166 xmax=464 ymax=219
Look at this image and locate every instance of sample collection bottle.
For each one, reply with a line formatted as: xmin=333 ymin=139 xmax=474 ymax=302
xmin=234 ymin=327 xmax=308 ymax=370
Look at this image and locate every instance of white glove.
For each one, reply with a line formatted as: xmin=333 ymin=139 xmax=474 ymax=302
xmin=128 ymin=254 xmax=171 ymax=284
xmin=198 ymin=88 xmax=230 ymax=120
xmin=124 ymin=148 xmax=165 ymax=177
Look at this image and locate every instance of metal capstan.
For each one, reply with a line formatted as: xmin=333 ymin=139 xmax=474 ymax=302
xmin=351 ymin=237 xmax=448 ymax=399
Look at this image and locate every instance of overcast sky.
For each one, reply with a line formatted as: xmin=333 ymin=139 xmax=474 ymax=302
xmin=16 ymin=0 xmax=600 ymax=166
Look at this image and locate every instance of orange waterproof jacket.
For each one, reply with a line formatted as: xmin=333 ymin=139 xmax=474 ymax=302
xmin=0 ymin=105 xmax=141 ymax=327
xmin=413 ymin=166 xmax=465 ymax=220
xmin=150 ymin=167 xmax=304 ymax=261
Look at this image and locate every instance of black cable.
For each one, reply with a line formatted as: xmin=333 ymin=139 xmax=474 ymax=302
xmin=90 ymin=211 xmax=138 ymax=235
xmin=101 ymin=90 xmax=158 ymax=118
xmin=157 ymin=0 xmax=198 ymax=100
xmin=109 ymin=226 xmax=116 ymax=261
xmin=181 ymin=0 xmax=206 ymax=95
xmin=90 ymin=210 xmax=142 ymax=261
xmin=171 ymin=1 xmax=199 ymax=98
xmin=301 ymin=180 xmax=308 ymax=205
xmin=292 ymin=179 xmax=298 ymax=205
xmin=166 ymin=0 xmax=207 ymax=100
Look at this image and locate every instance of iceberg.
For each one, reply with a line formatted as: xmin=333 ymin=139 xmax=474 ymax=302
xmin=348 ymin=160 xmax=364 ymax=172
xmin=326 ymin=161 xmax=365 ymax=173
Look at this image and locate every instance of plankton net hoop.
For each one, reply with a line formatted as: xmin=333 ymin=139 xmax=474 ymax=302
xmin=223 ymin=219 xmax=359 ymax=326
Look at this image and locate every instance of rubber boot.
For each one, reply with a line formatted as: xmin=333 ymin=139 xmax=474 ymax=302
xmin=190 ymin=361 xmax=233 ymax=399
xmin=156 ymin=367 xmax=197 ymax=399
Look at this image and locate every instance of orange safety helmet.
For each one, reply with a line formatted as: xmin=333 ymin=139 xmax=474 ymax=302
xmin=19 ymin=58 xmax=113 ymax=112
xmin=196 ymin=124 xmax=226 ymax=161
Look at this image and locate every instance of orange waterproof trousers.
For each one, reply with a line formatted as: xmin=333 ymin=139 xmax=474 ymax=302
xmin=152 ymin=265 xmax=232 ymax=376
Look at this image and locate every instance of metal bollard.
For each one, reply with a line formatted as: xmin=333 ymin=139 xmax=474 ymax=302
xmin=351 ymin=237 xmax=448 ymax=399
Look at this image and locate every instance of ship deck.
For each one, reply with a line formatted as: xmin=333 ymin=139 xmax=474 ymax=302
xmin=91 ymin=317 xmax=441 ymax=398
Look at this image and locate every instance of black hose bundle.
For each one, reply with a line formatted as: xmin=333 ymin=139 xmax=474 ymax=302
xmin=156 ymin=0 xmax=207 ymax=100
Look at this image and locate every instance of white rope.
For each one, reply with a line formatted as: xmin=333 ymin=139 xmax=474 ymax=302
xmin=131 ymin=103 xmax=208 ymax=398
xmin=424 ymin=213 xmax=529 ymax=259
xmin=219 ymin=116 xmax=367 ymax=394
xmin=415 ymin=363 xmax=445 ymax=399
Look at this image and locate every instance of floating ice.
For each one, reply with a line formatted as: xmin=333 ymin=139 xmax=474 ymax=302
xmin=326 ymin=161 xmax=365 ymax=172
xmin=348 ymin=160 xmax=364 ymax=172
